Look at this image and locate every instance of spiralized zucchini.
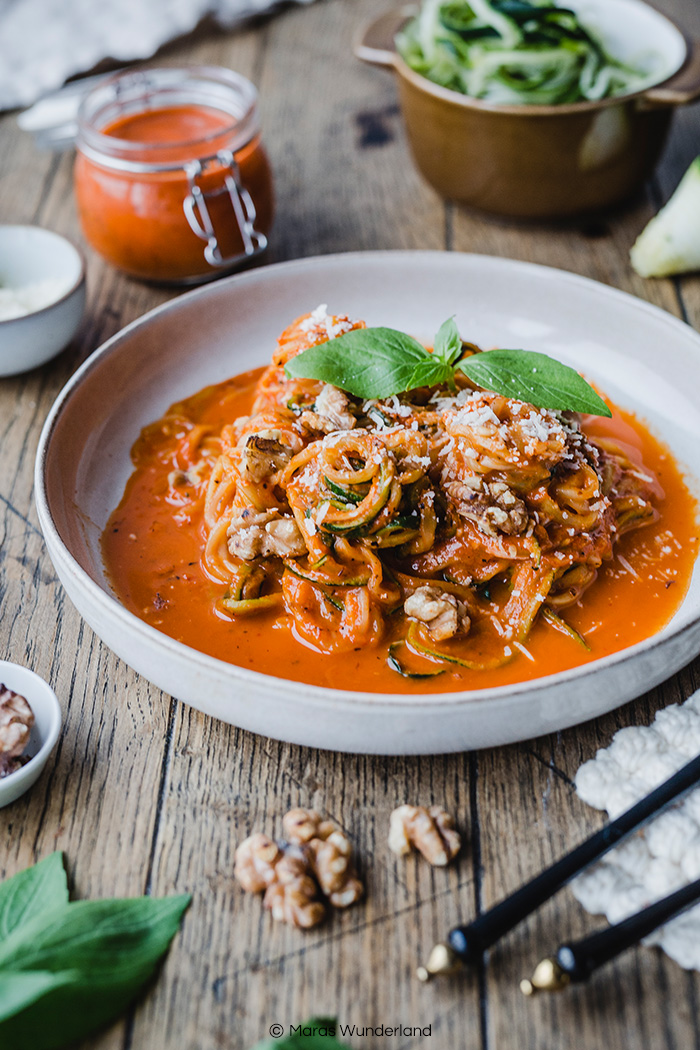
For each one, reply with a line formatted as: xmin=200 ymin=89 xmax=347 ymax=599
xmin=396 ymin=0 xmax=653 ymax=105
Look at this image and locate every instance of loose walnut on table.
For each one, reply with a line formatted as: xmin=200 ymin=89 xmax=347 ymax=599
xmin=234 ymin=807 xmax=363 ymax=929
xmin=388 ymin=804 xmax=462 ymax=866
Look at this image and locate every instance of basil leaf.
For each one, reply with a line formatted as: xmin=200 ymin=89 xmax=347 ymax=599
xmin=0 ymin=852 xmax=68 ymax=940
xmin=0 ymin=971 xmax=76 ymax=1022
xmin=253 ymin=1017 xmax=352 ymax=1049
xmin=458 ymin=348 xmax=612 ymax=417
xmin=407 ymin=356 xmax=454 ymax=391
xmin=0 ymin=895 xmax=189 ymax=973
xmin=433 ymin=316 xmax=462 ymax=366
xmin=285 ymin=328 xmax=429 ymax=399
xmin=0 ymin=896 xmax=190 ymax=1050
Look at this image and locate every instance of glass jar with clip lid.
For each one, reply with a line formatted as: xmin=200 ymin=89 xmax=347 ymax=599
xmin=74 ymin=66 xmax=273 ymax=285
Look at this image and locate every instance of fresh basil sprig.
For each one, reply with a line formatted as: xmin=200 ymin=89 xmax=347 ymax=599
xmin=285 ymin=326 xmax=428 ymax=400
xmin=0 ymin=853 xmax=190 ymax=1050
xmin=285 ymin=317 xmax=611 ymax=417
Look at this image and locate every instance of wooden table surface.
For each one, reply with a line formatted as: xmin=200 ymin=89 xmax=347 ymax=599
xmin=2 ymin=2 xmax=700 ymax=1048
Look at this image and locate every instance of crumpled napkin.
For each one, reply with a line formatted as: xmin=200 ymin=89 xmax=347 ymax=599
xmin=574 ymin=691 xmax=700 ymax=971
xmin=0 ymin=0 xmax=314 ymax=112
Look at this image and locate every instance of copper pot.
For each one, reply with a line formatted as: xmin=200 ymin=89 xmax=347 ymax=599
xmin=356 ymin=2 xmax=700 ymax=218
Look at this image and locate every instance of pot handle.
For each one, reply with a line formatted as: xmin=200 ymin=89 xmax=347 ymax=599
xmin=641 ymin=38 xmax=700 ymax=107
xmin=354 ymin=8 xmax=413 ymax=68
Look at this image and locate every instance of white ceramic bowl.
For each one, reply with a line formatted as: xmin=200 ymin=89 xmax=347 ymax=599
xmin=34 ymin=251 xmax=700 ymax=755
xmin=0 ymin=225 xmax=86 ymax=376
xmin=0 ymin=661 xmax=62 ymax=807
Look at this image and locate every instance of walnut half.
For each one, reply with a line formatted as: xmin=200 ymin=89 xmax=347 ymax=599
xmin=234 ymin=807 xmax=364 ymax=928
xmin=403 ymin=586 xmax=470 ymax=642
xmin=445 ymin=476 xmax=528 ymax=536
xmin=0 ymin=685 xmax=34 ymax=779
xmin=388 ymin=804 xmax=461 ymax=866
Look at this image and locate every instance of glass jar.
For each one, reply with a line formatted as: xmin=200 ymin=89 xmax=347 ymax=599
xmin=74 ymin=66 xmax=273 ymax=285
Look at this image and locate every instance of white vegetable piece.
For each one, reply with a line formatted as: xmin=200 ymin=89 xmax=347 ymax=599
xmin=630 ymin=156 xmax=700 ymax=278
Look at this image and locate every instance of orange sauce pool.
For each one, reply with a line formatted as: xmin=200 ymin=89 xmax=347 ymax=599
xmin=75 ymin=105 xmax=273 ymax=282
xmin=102 ymin=369 xmax=699 ymax=693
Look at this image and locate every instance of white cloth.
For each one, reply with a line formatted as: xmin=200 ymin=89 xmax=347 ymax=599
xmin=574 ymin=691 xmax=700 ymax=971
xmin=0 ymin=0 xmax=313 ymax=112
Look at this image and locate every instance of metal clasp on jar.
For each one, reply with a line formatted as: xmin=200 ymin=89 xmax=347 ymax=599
xmin=183 ymin=149 xmax=267 ymax=268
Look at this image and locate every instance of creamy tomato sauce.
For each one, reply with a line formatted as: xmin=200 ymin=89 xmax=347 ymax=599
xmin=75 ymin=105 xmax=273 ymax=282
xmin=102 ymin=368 xmax=699 ymax=693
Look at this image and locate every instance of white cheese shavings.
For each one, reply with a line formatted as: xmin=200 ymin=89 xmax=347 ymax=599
xmin=298 ymin=304 xmax=354 ymax=341
xmin=513 ymin=641 xmax=534 ymax=662
xmin=573 ymin=691 xmax=700 ymax=971
xmin=617 ymin=554 xmax=641 ymax=580
xmin=430 ymin=387 xmax=481 ymax=413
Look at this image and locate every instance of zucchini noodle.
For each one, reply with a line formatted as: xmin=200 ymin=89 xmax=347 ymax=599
xmin=396 ymin=0 xmax=659 ymax=105
xmin=161 ymin=306 xmax=663 ymax=677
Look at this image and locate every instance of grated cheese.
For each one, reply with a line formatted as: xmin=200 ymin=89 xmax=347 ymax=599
xmin=298 ymin=303 xmax=355 ymax=341
xmin=0 ymin=276 xmax=73 ymax=321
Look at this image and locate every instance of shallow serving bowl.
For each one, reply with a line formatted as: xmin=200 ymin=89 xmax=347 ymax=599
xmin=356 ymin=0 xmax=700 ymax=218
xmin=35 ymin=251 xmax=700 ymax=754
xmin=0 ymin=225 xmax=86 ymax=376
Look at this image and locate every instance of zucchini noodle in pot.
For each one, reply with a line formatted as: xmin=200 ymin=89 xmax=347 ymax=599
xmin=103 ymin=305 xmax=697 ymax=687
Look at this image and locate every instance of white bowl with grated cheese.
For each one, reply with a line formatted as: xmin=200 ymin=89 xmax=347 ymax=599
xmin=0 ymin=225 xmax=85 ymax=376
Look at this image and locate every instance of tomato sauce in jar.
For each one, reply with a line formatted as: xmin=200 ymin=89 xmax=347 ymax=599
xmin=74 ymin=67 xmax=273 ymax=284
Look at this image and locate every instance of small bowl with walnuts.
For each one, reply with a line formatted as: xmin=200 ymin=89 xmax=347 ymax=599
xmin=0 ymin=660 xmax=61 ymax=808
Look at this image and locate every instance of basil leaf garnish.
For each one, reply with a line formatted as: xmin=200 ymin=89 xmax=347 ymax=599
xmin=406 ymin=356 xmax=454 ymax=391
xmin=285 ymin=327 xmax=429 ymax=399
xmin=0 ymin=852 xmax=68 ymax=941
xmin=432 ymin=316 xmax=462 ymax=366
xmin=458 ymin=348 xmax=612 ymax=417
xmin=284 ymin=317 xmax=611 ymax=417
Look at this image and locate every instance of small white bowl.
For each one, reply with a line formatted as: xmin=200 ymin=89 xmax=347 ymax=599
xmin=0 ymin=225 xmax=86 ymax=376
xmin=0 ymin=661 xmax=62 ymax=808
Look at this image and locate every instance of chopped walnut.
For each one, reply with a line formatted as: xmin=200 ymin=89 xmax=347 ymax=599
xmin=0 ymin=685 xmax=34 ymax=778
xmin=445 ymin=476 xmax=528 ymax=536
xmin=300 ymin=385 xmax=357 ymax=434
xmin=233 ymin=832 xmax=283 ymax=893
xmin=263 ymin=849 xmax=326 ymax=929
xmin=167 ymin=460 xmax=208 ymax=489
xmin=234 ymin=807 xmax=364 ymax=928
xmin=388 ymin=805 xmax=461 ymax=866
xmin=282 ymin=807 xmax=336 ymax=844
xmin=403 ymin=585 xmax=470 ymax=642
xmin=240 ymin=429 xmax=295 ymax=482
xmin=307 ymin=832 xmax=364 ymax=908
xmin=227 ymin=509 xmax=307 ymax=561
